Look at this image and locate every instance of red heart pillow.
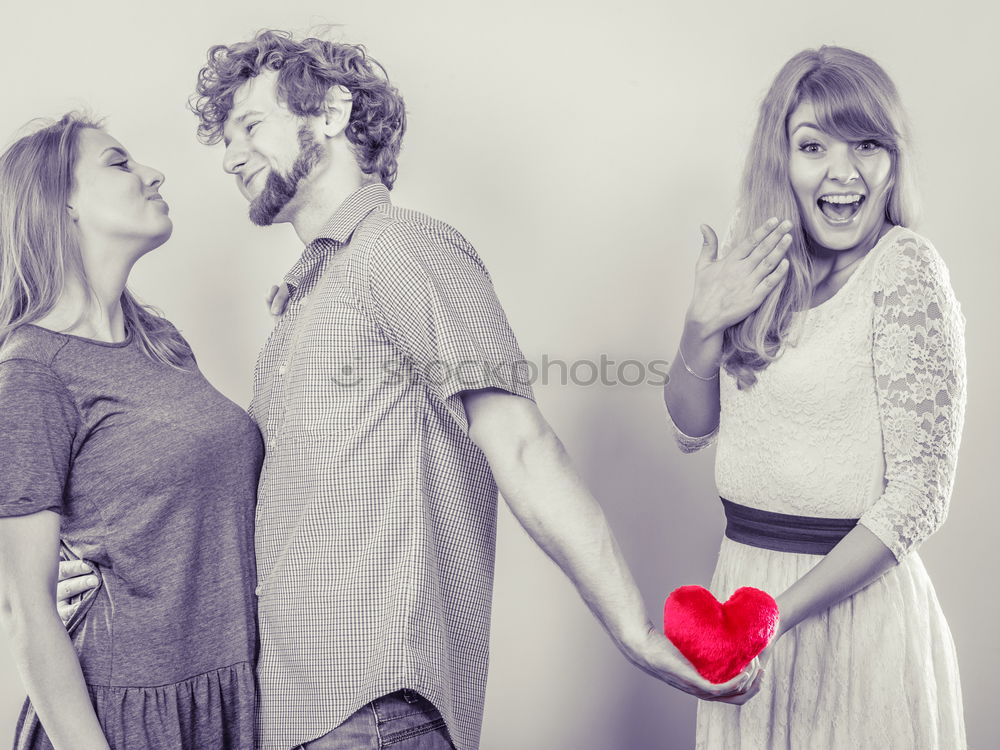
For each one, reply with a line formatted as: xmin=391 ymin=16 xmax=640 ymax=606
xmin=663 ymin=585 xmax=779 ymax=684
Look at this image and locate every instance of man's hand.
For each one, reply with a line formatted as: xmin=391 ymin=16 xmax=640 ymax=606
xmin=56 ymin=559 xmax=99 ymax=625
xmin=462 ymin=389 xmax=761 ymax=703
xmin=631 ymin=625 xmax=762 ymax=701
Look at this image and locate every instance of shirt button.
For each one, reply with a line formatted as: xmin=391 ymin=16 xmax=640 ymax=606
xmin=277 ymin=364 xmax=287 ymax=376
xmin=254 ymin=585 xmax=263 ymax=596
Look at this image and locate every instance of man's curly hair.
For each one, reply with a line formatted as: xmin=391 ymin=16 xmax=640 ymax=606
xmin=190 ymin=30 xmax=406 ymax=189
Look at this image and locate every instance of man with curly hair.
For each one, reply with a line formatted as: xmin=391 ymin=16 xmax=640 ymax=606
xmin=183 ymin=29 xmax=753 ymax=750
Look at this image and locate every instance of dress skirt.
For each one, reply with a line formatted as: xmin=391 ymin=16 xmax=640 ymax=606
xmin=695 ymin=537 xmax=966 ymax=750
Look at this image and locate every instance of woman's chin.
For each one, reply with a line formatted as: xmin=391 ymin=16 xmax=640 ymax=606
xmin=137 ymin=225 xmax=174 ymax=258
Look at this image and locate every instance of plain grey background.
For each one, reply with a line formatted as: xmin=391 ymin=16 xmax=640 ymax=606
xmin=1 ymin=1 xmax=997 ymax=748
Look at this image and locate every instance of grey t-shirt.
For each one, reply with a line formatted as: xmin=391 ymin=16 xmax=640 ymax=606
xmin=0 ymin=323 xmax=263 ymax=750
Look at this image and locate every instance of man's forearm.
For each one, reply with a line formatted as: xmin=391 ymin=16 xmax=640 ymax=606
xmin=484 ymin=424 xmax=653 ymax=656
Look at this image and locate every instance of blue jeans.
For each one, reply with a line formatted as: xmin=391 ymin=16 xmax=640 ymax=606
xmin=301 ymin=690 xmax=455 ymax=749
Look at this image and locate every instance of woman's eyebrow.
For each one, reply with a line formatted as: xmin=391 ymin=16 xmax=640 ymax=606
xmin=790 ymin=122 xmax=822 ymax=134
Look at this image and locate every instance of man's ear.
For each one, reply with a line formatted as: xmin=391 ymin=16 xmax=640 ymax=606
xmin=321 ymin=84 xmax=354 ymax=138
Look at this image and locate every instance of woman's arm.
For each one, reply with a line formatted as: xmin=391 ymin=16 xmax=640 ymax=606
xmin=770 ymin=237 xmax=966 ymax=644
xmin=771 ymin=525 xmax=895 ymax=638
xmin=0 ymin=511 xmax=111 ymax=750
xmin=857 ymin=238 xmax=966 ymax=559
xmin=664 ymin=219 xmax=791 ymax=442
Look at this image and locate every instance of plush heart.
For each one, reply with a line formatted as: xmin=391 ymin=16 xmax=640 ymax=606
xmin=663 ymin=585 xmax=779 ymax=684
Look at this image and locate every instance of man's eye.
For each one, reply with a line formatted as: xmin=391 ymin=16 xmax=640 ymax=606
xmin=247 ymin=121 xmax=260 ymax=134
xmin=113 ymin=161 xmax=129 ymax=170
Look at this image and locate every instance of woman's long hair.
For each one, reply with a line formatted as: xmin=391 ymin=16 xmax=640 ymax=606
xmin=0 ymin=113 xmax=191 ymax=367
xmin=722 ymin=46 xmax=918 ymax=388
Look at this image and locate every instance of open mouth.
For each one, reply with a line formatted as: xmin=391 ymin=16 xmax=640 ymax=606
xmin=817 ymin=194 xmax=865 ymax=223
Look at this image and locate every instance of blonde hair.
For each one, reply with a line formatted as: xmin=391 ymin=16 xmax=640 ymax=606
xmin=0 ymin=113 xmax=191 ymax=367
xmin=723 ymin=46 xmax=918 ymax=388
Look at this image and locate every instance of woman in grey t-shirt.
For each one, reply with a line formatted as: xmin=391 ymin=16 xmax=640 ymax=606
xmin=0 ymin=114 xmax=262 ymax=749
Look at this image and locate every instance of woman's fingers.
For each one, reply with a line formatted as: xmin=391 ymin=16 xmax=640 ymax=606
xmin=265 ymin=285 xmax=279 ymax=307
xmin=752 ymin=257 xmax=790 ymax=301
xmin=745 ymin=220 xmax=793 ymax=269
xmin=731 ymin=217 xmax=781 ymax=260
xmin=748 ymin=233 xmax=793 ymax=283
xmin=697 ymin=224 xmax=720 ymax=269
xmin=269 ymin=283 xmax=291 ymax=317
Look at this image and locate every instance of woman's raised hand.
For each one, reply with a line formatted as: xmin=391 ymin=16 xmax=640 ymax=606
xmin=686 ymin=218 xmax=792 ymax=337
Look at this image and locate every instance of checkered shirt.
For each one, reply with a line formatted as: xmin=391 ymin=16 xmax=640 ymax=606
xmin=249 ymin=183 xmax=534 ymax=750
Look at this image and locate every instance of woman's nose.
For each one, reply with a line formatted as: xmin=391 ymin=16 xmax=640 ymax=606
xmin=826 ymin=144 xmax=859 ymax=183
xmin=137 ymin=162 xmax=165 ymax=188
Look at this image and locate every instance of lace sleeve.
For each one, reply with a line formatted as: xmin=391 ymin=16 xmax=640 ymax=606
xmin=669 ymin=418 xmax=719 ymax=454
xmin=858 ymin=236 xmax=967 ymax=560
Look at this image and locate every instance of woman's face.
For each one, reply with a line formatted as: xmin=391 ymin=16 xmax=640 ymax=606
xmin=69 ymin=129 xmax=172 ymax=261
xmin=787 ymin=100 xmax=893 ymax=256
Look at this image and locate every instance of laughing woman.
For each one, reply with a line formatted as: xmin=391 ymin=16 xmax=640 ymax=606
xmin=0 ymin=115 xmax=261 ymax=749
xmin=663 ymin=47 xmax=967 ymax=748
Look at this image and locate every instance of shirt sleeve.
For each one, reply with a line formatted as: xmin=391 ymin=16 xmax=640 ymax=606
xmin=366 ymin=221 xmax=535 ymax=428
xmin=0 ymin=359 xmax=79 ymax=517
xmin=857 ymin=236 xmax=967 ymax=560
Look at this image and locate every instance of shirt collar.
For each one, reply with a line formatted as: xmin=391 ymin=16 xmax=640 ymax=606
xmin=283 ymin=182 xmax=391 ymax=291
xmin=308 ymin=182 xmax=391 ymax=247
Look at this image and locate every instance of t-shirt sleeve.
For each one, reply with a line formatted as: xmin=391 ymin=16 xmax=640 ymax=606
xmin=366 ymin=222 xmax=535 ymax=428
xmin=0 ymin=360 xmax=80 ymax=517
xmin=857 ymin=237 xmax=967 ymax=560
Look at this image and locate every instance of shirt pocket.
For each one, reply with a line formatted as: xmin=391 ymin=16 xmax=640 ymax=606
xmin=278 ymin=298 xmax=376 ymax=440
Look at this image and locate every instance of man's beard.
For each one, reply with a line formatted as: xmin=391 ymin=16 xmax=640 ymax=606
xmin=248 ymin=126 xmax=325 ymax=226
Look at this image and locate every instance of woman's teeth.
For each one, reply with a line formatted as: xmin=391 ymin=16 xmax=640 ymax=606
xmin=818 ymin=194 xmax=864 ymax=222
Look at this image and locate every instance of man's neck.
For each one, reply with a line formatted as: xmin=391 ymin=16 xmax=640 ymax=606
xmin=287 ymin=162 xmax=370 ymax=244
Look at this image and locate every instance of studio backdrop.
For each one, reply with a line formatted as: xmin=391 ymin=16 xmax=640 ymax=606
xmin=1 ymin=1 xmax=996 ymax=748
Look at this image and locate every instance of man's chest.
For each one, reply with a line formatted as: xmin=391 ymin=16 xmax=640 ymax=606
xmin=249 ymin=259 xmax=404 ymax=442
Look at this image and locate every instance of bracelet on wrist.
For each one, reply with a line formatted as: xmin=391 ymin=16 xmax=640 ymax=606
xmin=678 ymin=345 xmax=719 ymax=381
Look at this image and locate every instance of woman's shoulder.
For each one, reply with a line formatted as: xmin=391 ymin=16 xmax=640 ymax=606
xmin=0 ymin=327 xmax=77 ymax=407
xmin=0 ymin=325 xmax=69 ymax=371
xmin=870 ymin=226 xmax=955 ymax=295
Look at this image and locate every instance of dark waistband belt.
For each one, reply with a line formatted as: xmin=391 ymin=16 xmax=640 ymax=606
xmin=721 ymin=497 xmax=859 ymax=555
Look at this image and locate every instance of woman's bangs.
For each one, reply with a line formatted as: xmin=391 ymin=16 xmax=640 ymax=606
xmin=803 ymin=74 xmax=899 ymax=149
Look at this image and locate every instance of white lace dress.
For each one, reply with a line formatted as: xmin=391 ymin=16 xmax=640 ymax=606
xmin=674 ymin=226 xmax=967 ymax=749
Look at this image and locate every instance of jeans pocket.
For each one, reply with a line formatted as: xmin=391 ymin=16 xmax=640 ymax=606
xmin=372 ymin=691 xmax=449 ymax=747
